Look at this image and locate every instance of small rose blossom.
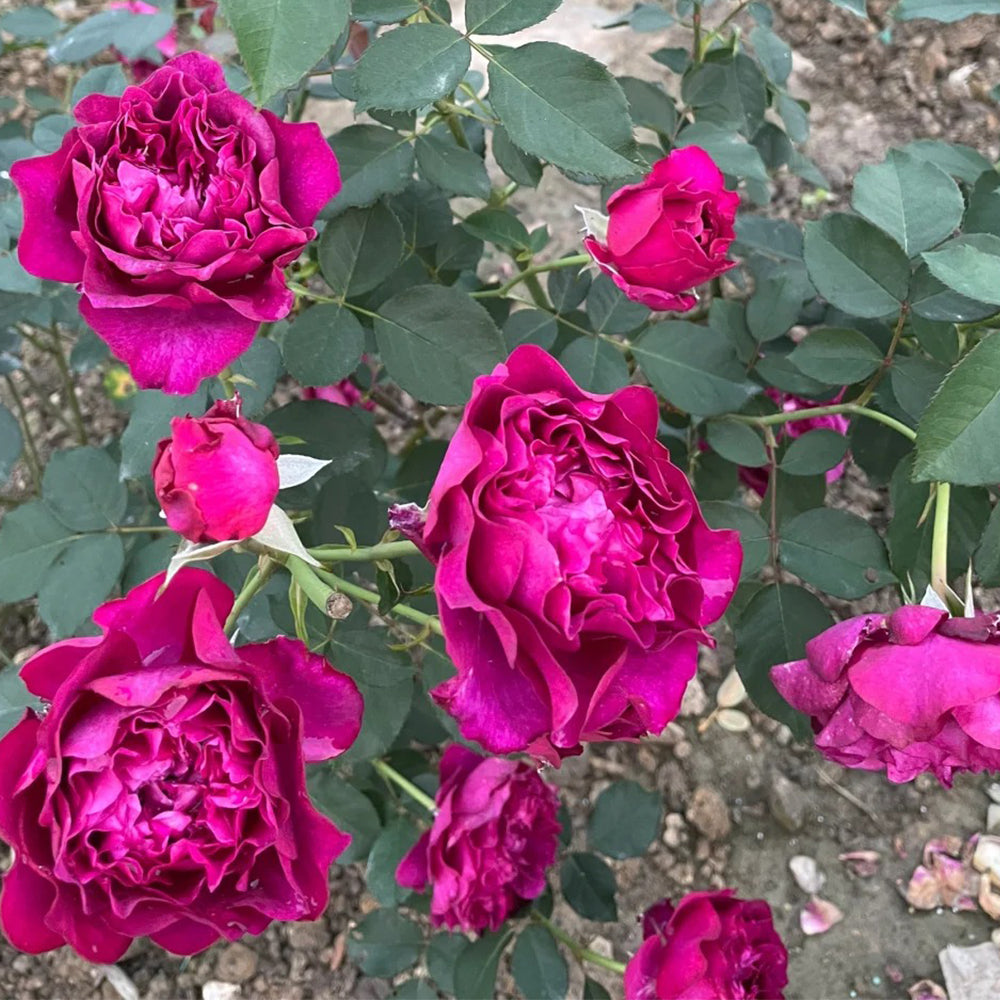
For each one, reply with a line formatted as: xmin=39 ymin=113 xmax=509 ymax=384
xmin=11 ymin=53 xmax=340 ymax=393
xmin=300 ymin=379 xmax=374 ymax=411
xmin=152 ymin=396 xmax=279 ymax=543
xmin=624 ymin=891 xmax=788 ymax=1000
xmin=0 ymin=568 xmax=363 ymax=962
xmin=582 ymin=147 xmax=739 ymax=312
xmin=107 ymin=1 xmax=178 ymax=80
xmin=418 ymin=345 xmax=742 ymax=762
xmin=395 ymin=746 xmax=560 ymax=932
xmin=771 ymin=606 xmax=1000 ymax=786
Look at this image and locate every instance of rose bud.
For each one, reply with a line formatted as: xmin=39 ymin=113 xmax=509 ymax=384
xmin=0 ymin=568 xmax=363 ymax=962
xmin=582 ymin=146 xmax=739 ymax=312
xmin=417 ymin=345 xmax=742 ymax=762
xmin=11 ymin=53 xmax=340 ymax=393
xmin=771 ymin=606 xmax=1000 ymax=786
xmin=396 ymin=746 xmax=560 ymax=932
xmin=152 ymin=397 xmax=280 ymax=543
xmin=624 ymin=891 xmax=789 ymax=1000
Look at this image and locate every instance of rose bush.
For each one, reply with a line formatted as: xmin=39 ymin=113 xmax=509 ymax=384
xmin=0 ymin=568 xmax=362 ymax=961
xmin=11 ymin=52 xmax=340 ymax=393
xmin=415 ymin=344 xmax=741 ymax=762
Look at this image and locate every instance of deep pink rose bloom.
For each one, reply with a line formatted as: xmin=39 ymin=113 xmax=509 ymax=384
xmin=152 ymin=396 xmax=279 ymax=543
xmin=10 ymin=53 xmax=340 ymax=393
xmin=771 ymin=606 xmax=1000 ymax=786
xmin=0 ymin=568 xmax=363 ymax=962
xmin=301 ymin=380 xmax=373 ymax=410
xmin=624 ymin=891 xmax=788 ymax=1000
xmin=417 ymin=345 xmax=742 ymax=762
xmin=107 ymin=1 xmax=178 ymax=81
xmin=583 ymin=147 xmax=739 ymax=312
xmin=395 ymin=746 xmax=560 ymax=932
xmin=738 ymin=388 xmax=850 ymax=496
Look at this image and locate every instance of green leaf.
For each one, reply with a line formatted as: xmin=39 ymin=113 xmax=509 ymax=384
xmin=851 ymin=150 xmax=963 ymax=257
xmin=746 ymin=265 xmax=809 ymax=342
xmin=392 ymin=979 xmax=437 ymax=1000
xmin=964 ymin=170 xmax=1000 ymax=238
xmin=366 ymin=818 xmax=421 ymax=906
xmin=348 ymin=909 xmax=423 ymax=978
xmin=391 ymin=182 xmax=453 ymax=249
xmin=461 ymin=207 xmax=532 ymax=251
xmin=492 ymin=126 xmax=544 ymax=187
xmin=221 ymin=0 xmax=350 ymax=104
xmin=674 ymin=122 xmax=769 ymax=185
xmin=37 ymin=534 xmax=124 ymax=638
xmin=307 ymin=767 xmax=382 ymax=864
xmin=909 ymin=261 xmax=998 ymax=323
xmin=780 ymin=508 xmax=895 ymax=598
xmin=734 ymin=216 xmax=803 ymax=263
xmin=702 ymin=501 xmax=769 ymax=577
xmin=922 ymin=234 xmax=1000 ymax=306
xmin=780 ymin=429 xmax=849 ymax=477
xmin=0 ymin=666 xmax=41 ymax=740
xmin=561 ymin=853 xmax=617 ymax=921
xmin=319 ymin=203 xmax=404 ymax=297
xmin=0 ymin=7 xmax=62 ymax=39
xmin=0 ymin=402 xmax=22 ymax=482
xmin=467 ymin=0 xmax=562 ymax=34
xmin=282 ymin=304 xmax=365 ymax=387
xmin=375 ymin=285 xmax=507 ymax=405
xmin=328 ymin=125 xmax=416 ymax=213
xmin=393 ymin=440 xmax=448 ymax=506
xmin=511 ymin=926 xmax=569 ymax=1000
xmin=788 ymin=327 xmax=883 ymax=384
xmin=355 ymin=24 xmax=471 ymax=112
xmin=213 ymin=338 xmax=282 ymax=417
xmin=633 ymin=322 xmax=758 ymax=416
xmin=43 ymin=447 xmax=127 ymax=531
xmin=454 ymin=930 xmax=513 ymax=1000
xmin=504 ymin=309 xmax=558 ymax=352
xmin=586 ymin=274 xmax=649 ymax=335
xmin=914 ymin=332 xmax=1000 ymax=484
xmin=71 ymin=63 xmax=128 ymax=104
xmin=487 ymin=42 xmax=639 ymax=180
xmin=427 ymin=933 xmax=468 ymax=996
xmin=705 ymin=421 xmax=768 ymax=467
xmin=416 ymin=134 xmax=491 ymax=199
xmin=903 ymin=139 xmax=992 ymax=184
xmin=436 ymin=225 xmax=484 ymax=273
xmin=559 ymin=337 xmax=630 ymax=393
xmin=894 ymin=0 xmax=1000 ymax=21
xmin=803 ymin=214 xmax=910 ymax=318
xmin=0 ymin=502 xmax=75 ymax=602
xmin=749 ymin=26 xmax=792 ymax=84
xmin=975 ymin=498 xmax=1000 ymax=587
xmin=588 ymin=780 xmax=662 ymax=859
xmin=47 ymin=10 xmax=135 ymax=62
xmin=584 ymin=978 xmax=613 ymax=1000
xmin=734 ymin=584 xmax=831 ymax=738
xmin=890 ymin=355 xmax=946 ymax=423
xmin=352 ymin=0 xmax=421 ymax=21
xmin=681 ymin=54 xmax=767 ymax=138
xmin=119 ymin=388 xmax=207 ymax=481
xmin=548 ymin=263 xmax=591 ymax=313
xmin=618 ymin=76 xmax=677 ymax=136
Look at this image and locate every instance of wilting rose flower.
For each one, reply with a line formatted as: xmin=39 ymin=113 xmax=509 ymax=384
xmin=738 ymin=388 xmax=850 ymax=496
xmin=107 ymin=1 xmax=178 ymax=81
xmin=582 ymin=147 xmax=739 ymax=312
xmin=152 ymin=396 xmax=279 ymax=543
xmin=625 ymin=891 xmax=788 ymax=1000
xmin=415 ymin=345 xmax=741 ymax=762
xmin=395 ymin=746 xmax=560 ymax=932
xmin=772 ymin=606 xmax=1000 ymax=786
xmin=11 ymin=53 xmax=340 ymax=393
xmin=0 ymin=568 xmax=362 ymax=962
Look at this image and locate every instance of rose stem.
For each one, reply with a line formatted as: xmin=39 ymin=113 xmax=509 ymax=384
xmin=764 ymin=426 xmax=779 ymax=578
xmin=224 ymin=558 xmax=275 ymax=637
xmin=307 ymin=539 xmax=421 ymax=562
xmin=731 ymin=403 xmax=916 ymax=443
xmin=48 ymin=327 xmax=87 ymax=445
xmin=470 ymin=254 xmax=591 ymax=300
xmin=3 ymin=374 xmax=42 ymax=492
xmin=854 ymin=303 xmax=908 ymax=408
xmin=373 ymin=759 xmax=437 ymax=814
xmin=930 ymin=482 xmax=952 ymax=606
xmin=530 ymin=910 xmax=628 ymax=975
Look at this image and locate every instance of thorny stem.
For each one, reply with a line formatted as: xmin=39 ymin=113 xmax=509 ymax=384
xmin=931 ymin=482 xmax=951 ymax=605
xmin=531 ymin=911 xmax=628 ymax=975
xmin=516 ymin=258 xmax=554 ymax=311
xmin=48 ymin=329 xmax=88 ymax=446
xmin=731 ymin=403 xmax=917 ymax=443
xmin=470 ymin=254 xmax=591 ymax=300
xmin=307 ymin=539 xmax=421 ymax=562
xmin=4 ymin=374 xmax=42 ymax=492
xmin=854 ymin=303 xmax=908 ymax=407
xmin=224 ymin=558 xmax=275 ymax=637
xmin=373 ymin=759 xmax=438 ymax=814
xmin=435 ymin=101 xmax=472 ymax=147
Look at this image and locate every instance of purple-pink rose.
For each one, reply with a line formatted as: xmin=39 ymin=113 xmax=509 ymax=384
xmin=583 ymin=147 xmax=739 ymax=312
xmin=395 ymin=746 xmax=560 ymax=932
xmin=0 ymin=568 xmax=363 ymax=962
xmin=771 ymin=606 xmax=1000 ymax=786
xmin=415 ymin=345 xmax=742 ymax=762
xmin=152 ymin=395 xmax=280 ymax=543
xmin=11 ymin=53 xmax=340 ymax=393
xmin=624 ymin=891 xmax=788 ymax=1000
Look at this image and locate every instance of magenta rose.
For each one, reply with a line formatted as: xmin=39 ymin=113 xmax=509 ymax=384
xmin=624 ymin=891 xmax=788 ymax=1000
xmin=11 ymin=53 xmax=340 ymax=393
xmin=0 ymin=568 xmax=363 ymax=962
xmin=412 ymin=345 xmax=741 ymax=762
xmin=582 ymin=147 xmax=739 ymax=312
xmin=395 ymin=746 xmax=560 ymax=932
xmin=152 ymin=396 xmax=279 ymax=543
xmin=771 ymin=605 xmax=1000 ymax=786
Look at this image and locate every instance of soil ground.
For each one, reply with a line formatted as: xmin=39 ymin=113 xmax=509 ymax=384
xmin=2 ymin=1 xmax=1000 ymax=998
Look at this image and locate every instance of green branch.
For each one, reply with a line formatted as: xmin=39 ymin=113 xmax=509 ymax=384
xmin=931 ymin=482 xmax=951 ymax=605
xmin=307 ymin=540 xmax=421 ymax=563
xmin=732 ymin=403 xmax=916 ymax=443
xmin=373 ymin=759 xmax=438 ymax=814
xmin=471 ymin=254 xmax=591 ymax=300
xmin=531 ymin=910 xmax=627 ymax=975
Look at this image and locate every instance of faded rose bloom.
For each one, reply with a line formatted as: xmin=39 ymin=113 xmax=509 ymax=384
xmin=395 ymin=746 xmax=560 ymax=932
xmin=419 ymin=345 xmax=742 ymax=762
xmin=108 ymin=1 xmax=178 ymax=81
xmin=0 ymin=568 xmax=362 ymax=962
xmin=11 ymin=53 xmax=340 ymax=393
xmin=624 ymin=891 xmax=788 ymax=1000
xmin=582 ymin=147 xmax=739 ymax=312
xmin=190 ymin=0 xmax=218 ymax=32
xmin=771 ymin=606 xmax=1000 ymax=786
xmin=152 ymin=396 xmax=279 ymax=543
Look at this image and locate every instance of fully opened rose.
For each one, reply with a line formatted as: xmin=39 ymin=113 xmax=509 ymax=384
xmin=395 ymin=746 xmax=560 ymax=932
xmin=414 ymin=345 xmax=742 ymax=761
xmin=0 ymin=568 xmax=362 ymax=961
xmin=10 ymin=52 xmax=340 ymax=393
xmin=624 ymin=891 xmax=788 ymax=1000
xmin=582 ymin=146 xmax=739 ymax=312
xmin=771 ymin=605 xmax=1000 ymax=786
